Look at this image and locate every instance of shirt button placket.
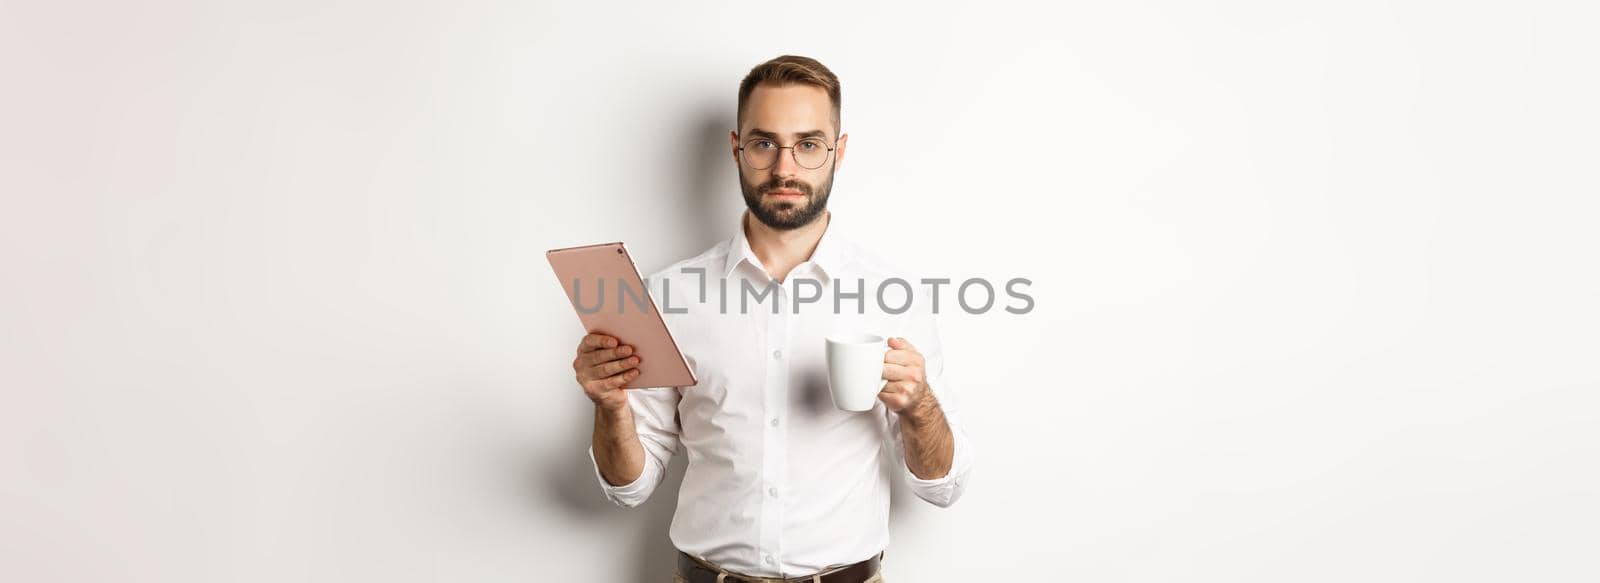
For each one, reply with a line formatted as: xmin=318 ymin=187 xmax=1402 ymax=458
xmin=760 ymin=284 xmax=789 ymax=573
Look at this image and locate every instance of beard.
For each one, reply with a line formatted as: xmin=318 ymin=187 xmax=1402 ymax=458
xmin=739 ymin=167 xmax=834 ymax=231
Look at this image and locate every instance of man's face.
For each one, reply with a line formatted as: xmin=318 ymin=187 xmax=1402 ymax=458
xmin=731 ymin=84 xmax=849 ymax=231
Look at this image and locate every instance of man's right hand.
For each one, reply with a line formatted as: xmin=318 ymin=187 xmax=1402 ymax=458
xmin=573 ymin=333 xmax=640 ymax=412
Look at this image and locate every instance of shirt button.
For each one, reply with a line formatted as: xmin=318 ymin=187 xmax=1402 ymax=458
xmin=770 ymin=418 xmax=779 ymax=427
xmin=772 ymin=349 xmax=782 ymax=359
xmin=764 ymin=554 xmax=775 ymax=565
xmin=768 ymin=487 xmax=778 ymax=497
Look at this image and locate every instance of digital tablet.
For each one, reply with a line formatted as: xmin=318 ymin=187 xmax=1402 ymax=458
xmin=547 ymin=242 xmax=697 ymax=389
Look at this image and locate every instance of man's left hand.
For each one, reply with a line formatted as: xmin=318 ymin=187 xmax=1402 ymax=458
xmin=879 ymin=336 xmax=933 ymax=413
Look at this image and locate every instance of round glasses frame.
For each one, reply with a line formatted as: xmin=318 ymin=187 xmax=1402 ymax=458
xmin=736 ymin=137 xmax=837 ymax=170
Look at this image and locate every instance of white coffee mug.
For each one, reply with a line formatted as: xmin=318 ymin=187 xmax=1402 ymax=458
xmin=825 ymin=333 xmax=888 ymax=412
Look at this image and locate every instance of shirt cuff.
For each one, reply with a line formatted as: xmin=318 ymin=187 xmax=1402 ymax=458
xmin=588 ymin=445 xmax=656 ymax=508
xmin=901 ymin=424 xmax=974 ymax=508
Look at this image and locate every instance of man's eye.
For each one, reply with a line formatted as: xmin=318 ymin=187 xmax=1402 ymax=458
xmin=798 ymin=142 xmax=818 ymax=151
xmin=753 ymin=140 xmax=776 ymax=150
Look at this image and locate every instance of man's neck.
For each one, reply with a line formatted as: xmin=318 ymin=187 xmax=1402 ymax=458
xmin=744 ymin=210 xmax=829 ymax=284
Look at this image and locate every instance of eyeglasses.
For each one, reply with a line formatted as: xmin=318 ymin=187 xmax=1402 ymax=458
xmin=737 ymin=137 xmax=836 ymax=170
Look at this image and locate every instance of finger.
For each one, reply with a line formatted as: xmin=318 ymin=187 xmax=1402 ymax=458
xmin=579 ymin=334 xmax=619 ymax=353
xmin=881 ymin=380 xmax=920 ymax=396
xmin=584 ymin=367 xmax=640 ymax=394
xmin=887 ymin=336 xmax=917 ymax=351
xmin=883 ymin=349 xmax=922 ymax=367
xmin=590 ymin=355 xmax=640 ymax=378
xmin=882 ymin=363 xmax=921 ymax=382
xmin=605 ymin=368 xmax=642 ymax=389
xmin=579 ymin=345 xmax=634 ymax=368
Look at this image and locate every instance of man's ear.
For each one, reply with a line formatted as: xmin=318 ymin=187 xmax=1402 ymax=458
xmin=835 ymin=132 xmax=849 ymax=169
xmin=729 ymin=130 xmax=741 ymax=166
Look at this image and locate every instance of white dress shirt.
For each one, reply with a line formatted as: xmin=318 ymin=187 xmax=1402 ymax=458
xmin=587 ymin=211 xmax=975 ymax=577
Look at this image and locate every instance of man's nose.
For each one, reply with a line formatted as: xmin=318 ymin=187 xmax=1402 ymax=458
xmin=770 ymin=148 xmax=800 ymax=178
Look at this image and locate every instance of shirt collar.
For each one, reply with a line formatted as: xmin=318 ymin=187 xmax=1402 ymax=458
xmin=722 ymin=210 xmax=845 ymax=282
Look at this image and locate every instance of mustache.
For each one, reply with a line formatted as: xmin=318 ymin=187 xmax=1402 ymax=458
xmin=759 ymin=179 xmax=812 ymax=196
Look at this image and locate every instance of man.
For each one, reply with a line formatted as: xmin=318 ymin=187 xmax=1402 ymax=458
xmin=573 ymin=55 xmax=974 ymax=583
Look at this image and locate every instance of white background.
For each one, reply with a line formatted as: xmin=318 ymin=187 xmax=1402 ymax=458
xmin=3 ymin=1 xmax=1597 ymax=581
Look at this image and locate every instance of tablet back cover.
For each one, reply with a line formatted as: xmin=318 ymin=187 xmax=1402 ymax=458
xmin=547 ymin=242 xmax=697 ymax=388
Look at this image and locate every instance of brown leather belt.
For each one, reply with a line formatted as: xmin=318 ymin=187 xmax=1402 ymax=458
xmin=676 ymin=551 xmax=882 ymax=583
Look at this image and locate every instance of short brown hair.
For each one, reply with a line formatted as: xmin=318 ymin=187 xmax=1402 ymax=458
xmin=737 ymin=55 xmax=842 ymax=137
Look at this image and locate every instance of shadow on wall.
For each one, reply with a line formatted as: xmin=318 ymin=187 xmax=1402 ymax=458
xmin=539 ymin=401 xmax=688 ymax=582
xmin=535 ymin=105 xmax=727 ymax=581
xmin=655 ymin=103 xmax=748 ymax=273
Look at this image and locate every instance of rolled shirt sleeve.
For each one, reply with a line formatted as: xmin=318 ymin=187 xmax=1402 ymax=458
xmin=588 ymin=386 xmax=682 ymax=508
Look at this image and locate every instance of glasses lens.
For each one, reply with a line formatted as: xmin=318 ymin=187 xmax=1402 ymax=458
xmin=795 ymin=139 xmax=829 ymax=169
xmin=744 ymin=140 xmax=779 ymax=169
